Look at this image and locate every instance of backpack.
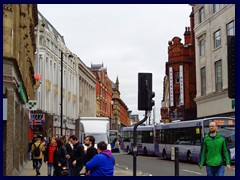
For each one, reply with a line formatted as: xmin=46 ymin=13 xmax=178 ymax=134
xmin=33 ymin=143 xmax=41 ymax=157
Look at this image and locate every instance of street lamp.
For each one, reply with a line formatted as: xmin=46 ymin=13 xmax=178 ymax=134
xmin=60 ymin=51 xmax=73 ymax=136
xmin=60 ymin=52 xmax=63 ymax=136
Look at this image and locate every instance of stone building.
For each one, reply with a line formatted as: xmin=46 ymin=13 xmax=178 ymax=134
xmin=192 ymin=4 xmax=235 ymax=118
xmin=112 ymin=77 xmax=130 ymax=130
xmin=161 ymin=8 xmax=197 ymax=122
xmin=3 ymin=4 xmax=38 ymax=176
xmin=34 ymin=12 xmax=96 ymax=138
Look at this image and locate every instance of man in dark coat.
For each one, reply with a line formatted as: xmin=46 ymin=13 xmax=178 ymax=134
xmin=69 ymin=135 xmax=85 ymax=176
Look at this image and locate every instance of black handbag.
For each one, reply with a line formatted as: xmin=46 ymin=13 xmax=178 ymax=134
xmin=59 ymin=166 xmax=69 ymax=176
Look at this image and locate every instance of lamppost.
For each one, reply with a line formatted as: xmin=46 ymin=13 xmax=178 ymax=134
xmin=60 ymin=51 xmax=73 ymax=136
xmin=60 ymin=52 xmax=63 ymax=136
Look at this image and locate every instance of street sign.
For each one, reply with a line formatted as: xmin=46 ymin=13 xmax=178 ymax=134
xmin=27 ymin=100 xmax=38 ymax=110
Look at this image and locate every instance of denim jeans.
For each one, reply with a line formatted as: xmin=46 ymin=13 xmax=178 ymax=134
xmin=33 ymin=159 xmax=42 ymax=173
xmin=206 ymin=165 xmax=225 ymax=176
xmin=67 ymin=159 xmax=73 ymax=176
xmin=47 ymin=163 xmax=55 ymax=176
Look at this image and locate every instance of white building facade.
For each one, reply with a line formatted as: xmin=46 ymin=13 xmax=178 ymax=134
xmin=34 ymin=12 xmax=96 ymax=138
xmin=193 ymin=4 xmax=235 ymax=118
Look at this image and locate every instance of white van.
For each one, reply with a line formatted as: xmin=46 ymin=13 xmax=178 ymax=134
xmin=78 ymin=117 xmax=111 ymax=151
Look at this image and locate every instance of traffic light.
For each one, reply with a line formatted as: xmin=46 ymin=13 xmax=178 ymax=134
xmin=227 ymin=36 xmax=235 ymax=99
xmin=138 ymin=73 xmax=155 ymax=110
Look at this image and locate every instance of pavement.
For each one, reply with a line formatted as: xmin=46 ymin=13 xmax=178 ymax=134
xmin=19 ymin=159 xmax=144 ymax=176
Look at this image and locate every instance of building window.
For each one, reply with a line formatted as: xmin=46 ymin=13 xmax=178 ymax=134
xmin=215 ymin=60 xmax=222 ymax=92
xmin=175 ymin=72 xmax=180 ymax=84
xmin=201 ymin=67 xmax=206 ymax=95
xmin=199 ymin=39 xmax=205 ymax=56
xmin=213 ymin=4 xmax=220 ymax=13
xmin=227 ymin=21 xmax=235 ymax=36
xmin=199 ymin=7 xmax=205 ymax=23
xmin=214 ymin=30 xmax=221 ymax=48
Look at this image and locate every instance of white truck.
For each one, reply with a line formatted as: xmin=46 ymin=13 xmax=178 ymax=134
xmin=78 ymin=117 xmax=111 ymax=151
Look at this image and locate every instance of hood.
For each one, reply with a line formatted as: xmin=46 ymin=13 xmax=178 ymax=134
xmin=100 ymin=150 xmax=112 ymax=158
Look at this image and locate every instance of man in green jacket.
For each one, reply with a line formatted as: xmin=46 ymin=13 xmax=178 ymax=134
xmin=199 ymin=121 xmax=231 ymax=176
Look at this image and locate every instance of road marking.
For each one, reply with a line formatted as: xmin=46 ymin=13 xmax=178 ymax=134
xmin=182 ymin=169 xmax=203 ymax=175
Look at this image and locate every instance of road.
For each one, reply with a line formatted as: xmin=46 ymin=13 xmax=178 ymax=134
xmin=113 ymin=152 xmax=235 ymax=176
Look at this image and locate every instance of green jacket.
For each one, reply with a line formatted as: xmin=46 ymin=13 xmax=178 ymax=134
xmin=199 ymin=132 xmax=230 ymax=168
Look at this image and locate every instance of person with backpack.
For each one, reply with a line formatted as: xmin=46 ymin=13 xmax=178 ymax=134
xmin=28 ymin=137 xmax=36 ymax=169
xmin=199 ymin=121 xmax=231 ymax=176
xmin=31 ymin=135 xmax=45 ymax=176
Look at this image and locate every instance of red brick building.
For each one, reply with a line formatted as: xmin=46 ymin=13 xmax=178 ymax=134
xmin=161 ymin=10 xmax=197 ymax=122
xmin=89 ymin=64 xmax=129 ymax=131
xmin=90 ymin=63 xmax=113 ymax=118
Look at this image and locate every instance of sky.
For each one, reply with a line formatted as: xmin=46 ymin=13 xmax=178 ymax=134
xmin=38 ymin=4 xmax=192 ymax=123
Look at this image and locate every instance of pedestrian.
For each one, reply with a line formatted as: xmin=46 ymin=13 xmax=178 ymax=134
xmin=44 ymin=137 xmax=57 ymax=176
xmin=199 ymin=121 xmax=231 ymax=176
xmin=70 ymin=135 xmax=85 ymax=176
xmin=53 ymin=138 xmax=67 ymax=176
xmin=114 ymin=139 xmax=120 ymax=153
xmin=31 ymin=135 xmax=45 ymax=176
xmin=84 ymin=135 xmax=98 ymax=174
xmin=28 ymin=137 xmax=36 ymax=169
xmin=65 ymin=136 xmax=74 ymax=176
xmin=86 ymin=141 xmax=115 ymax=176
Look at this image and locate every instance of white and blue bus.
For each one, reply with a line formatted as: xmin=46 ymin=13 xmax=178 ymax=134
xmin=154 ymin=117 xmax=235 ymax=163
xmin=121 ymin=125 xmax=155 ymax=155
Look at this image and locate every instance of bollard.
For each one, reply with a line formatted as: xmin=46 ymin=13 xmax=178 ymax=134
xmin=175 ymin=147 xmax=179 ymax=176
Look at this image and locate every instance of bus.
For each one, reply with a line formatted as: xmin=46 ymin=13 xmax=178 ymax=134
xmin=121 ymin=125 xmax=155 ymax=155
xmin=154 ymin=117 xmax=235 ymax=163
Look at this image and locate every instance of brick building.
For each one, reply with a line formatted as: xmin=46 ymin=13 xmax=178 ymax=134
xmin=161 ymin=9 xmax=197 ymax=122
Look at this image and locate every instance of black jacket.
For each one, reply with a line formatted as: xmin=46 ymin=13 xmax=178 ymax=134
xmin=53 ymin=146 xmax=67 ymax=167
xmin=84 ymin=146 xmax=98 ymax=165
xmin=72 ymin=141 xmax=85 ymax=167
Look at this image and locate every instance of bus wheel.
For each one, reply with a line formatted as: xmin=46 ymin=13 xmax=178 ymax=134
xmin=187 ymin=151 xmax=192 ymax=163
xmin=162 ymin=150 xmax=167 ymax=159
xmin=143 ymin=147 xmax=148 ymax=155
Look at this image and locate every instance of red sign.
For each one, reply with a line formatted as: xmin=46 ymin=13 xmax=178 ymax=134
xmin=34 ymin=74 xmax=42 ymax=79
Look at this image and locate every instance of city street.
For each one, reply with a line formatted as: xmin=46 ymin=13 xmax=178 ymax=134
xmin=114 ymin=152 xmax=235 ymax=176
xmin=19 ymin=155 xmax=143 ymax=176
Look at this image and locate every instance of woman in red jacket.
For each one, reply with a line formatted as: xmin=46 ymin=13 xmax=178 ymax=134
xmin=44 ymin=138 xmax=57 ymax=176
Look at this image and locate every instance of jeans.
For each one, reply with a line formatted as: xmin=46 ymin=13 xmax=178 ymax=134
xmin=206 ymin=165 xmax=225 ymax=176
xmin=47 ymin=163 xmax=55 ymax=176
xmin=33 ymin=159 xmax=42 ymax=173
xmin=67 ymin=159 xmax=73 ymax=176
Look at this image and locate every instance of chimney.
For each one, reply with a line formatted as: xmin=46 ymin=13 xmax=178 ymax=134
xmin=184 ymin=27 xmax=191 ymax=45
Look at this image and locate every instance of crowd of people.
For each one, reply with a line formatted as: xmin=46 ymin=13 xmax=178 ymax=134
xmin=28 ymin=134 xmax=115 ymax=176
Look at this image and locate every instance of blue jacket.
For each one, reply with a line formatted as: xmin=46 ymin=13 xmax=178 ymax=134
xmin=86 ymin=150 xmax=115 ymax=176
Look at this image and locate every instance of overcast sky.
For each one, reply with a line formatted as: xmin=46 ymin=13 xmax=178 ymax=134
xmin=38 ymin=4 xmax=192 ymax=123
